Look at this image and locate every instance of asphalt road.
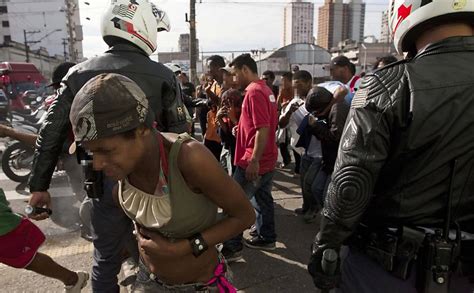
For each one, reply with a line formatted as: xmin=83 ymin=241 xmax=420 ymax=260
xmin=0 ymin=135 xmax=321 ymax=293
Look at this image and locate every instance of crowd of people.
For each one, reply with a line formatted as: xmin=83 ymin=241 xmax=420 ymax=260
xmin=1 ymin=0 xmax=474 ymax=292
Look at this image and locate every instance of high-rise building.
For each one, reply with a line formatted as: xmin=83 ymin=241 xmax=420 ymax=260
xmin=0 ymin=0 xmax=83 ymax=60
xmin=317 ymin=0 xmax=365 ymax=50
xmin=283 ymin=0 xmax=314 ymax=46
xmin=347 ymin=0 xmax=365 ymax=43
xmin=380 ymin=10 xmax=391 ymax=43
xmin=317 ymin=0 xmax=344 ymax=51
xmin=178 ymin=33 xmax=199 ymax=54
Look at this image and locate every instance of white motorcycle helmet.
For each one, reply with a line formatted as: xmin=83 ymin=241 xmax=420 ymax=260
xmin=165 ymin=63 xmax=182 ymax=75
xmin=101 ymin=0 xmax=171 ymax=56
xmin=389 ymin=0 xmax=474 ymax=54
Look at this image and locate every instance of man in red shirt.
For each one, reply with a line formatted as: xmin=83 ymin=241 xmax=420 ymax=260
xmin=222 ymin=54 xmax=278 ymax=261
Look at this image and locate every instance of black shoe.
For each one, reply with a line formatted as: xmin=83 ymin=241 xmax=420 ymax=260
xmin=249 ymin=225 xmax=258 ymax=237
xmin=244 ymin=236 xmax=276 ymax=251
xmin=303 ymin=208 xmax=319 ymax=223
xmin=294 ymin=207 xmax=307 ymax=215
xmin=80 ymin=229 xmax=94 ymax=242
xmin=221 ymin=246 xmax=243 ymax=263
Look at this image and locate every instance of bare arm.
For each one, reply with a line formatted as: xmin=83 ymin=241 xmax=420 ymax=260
xmin=251 ymin=127 xmax=269 ymax=163
xmin=171 ymin=140 xmax=255 ymax=256
xmin=278 ymin=102 xmax=298 ymax=128
xmin=245 ymin=126 xmax=270 ymax=181
xmin=0 ymin=124 xmax=37 ymax=146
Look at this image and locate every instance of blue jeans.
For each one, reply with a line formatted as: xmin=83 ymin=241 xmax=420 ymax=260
xmin=299 ymin=155 xmax=322 ymax=211
xmin=313 ymin=167 xmax=331 ymax=208
xmin=91 ymin=176 xmax=137 ymax=292
xmin=224 ymin=167 xmax=276 ymax=251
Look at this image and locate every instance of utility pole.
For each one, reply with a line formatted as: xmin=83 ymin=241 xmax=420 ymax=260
xmin=64 ymin=0 xmax=77 ymax=62
xmin=189 ymin=0 xmax=197 ymax=85
xmin=62 ymin=38 xmax=68 ymax=61
xmin=23 ymin=30 xmax=40 ymax=63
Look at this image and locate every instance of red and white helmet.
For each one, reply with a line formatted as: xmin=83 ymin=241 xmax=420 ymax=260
xmin=389 ymin=0 xmax=474 ymax=53
xmin=101 ymin=0 xmax=171 ymax=56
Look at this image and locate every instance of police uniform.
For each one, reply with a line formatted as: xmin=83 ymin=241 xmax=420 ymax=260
xmin=308 ymin=36 xmax=474 ymax=292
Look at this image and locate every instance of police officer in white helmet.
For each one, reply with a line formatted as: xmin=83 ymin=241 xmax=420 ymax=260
xmin=308 ymin=0 xmax=474 ymax=292
xmin=27 ymin=1 xmax=188 ymax=292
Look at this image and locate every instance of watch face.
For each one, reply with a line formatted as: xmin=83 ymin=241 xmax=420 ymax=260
xmin=25 ymin=205 xmax=34 ymax=215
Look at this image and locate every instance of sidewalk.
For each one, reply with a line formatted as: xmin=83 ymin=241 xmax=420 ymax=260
xmin=0 ymin=167 xmax=319 ymax=292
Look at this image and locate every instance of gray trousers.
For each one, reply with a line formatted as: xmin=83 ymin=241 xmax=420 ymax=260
xmin=90 ymin=177 xmax=138 ymax=292
xmin=338 ymin=246 xmax=474 ymax=293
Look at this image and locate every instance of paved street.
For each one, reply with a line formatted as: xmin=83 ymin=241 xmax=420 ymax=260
xmin=0 ymin=136 xmax=321 ymax=293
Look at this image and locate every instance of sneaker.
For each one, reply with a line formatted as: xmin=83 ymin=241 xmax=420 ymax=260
xmin=244 ymin=236 xmax=276 ymax=251
xmin=249 ymin=224 xmax=258 ymax=237
xmin=221 ymin=246 xmax=243 ymax=263
xmin=294 ymin=207 xmax=307 ymax=215
xmin=64 ymin=271 xmax=89 ymax=293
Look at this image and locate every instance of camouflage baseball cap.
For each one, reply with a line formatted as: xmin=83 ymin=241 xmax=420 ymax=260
xmin=70 ymin=73 xmax=150 ymax=143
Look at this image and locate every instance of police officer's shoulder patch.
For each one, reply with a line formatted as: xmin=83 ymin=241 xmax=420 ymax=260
xmin=351 ymin=88 xmax=368 ymax=109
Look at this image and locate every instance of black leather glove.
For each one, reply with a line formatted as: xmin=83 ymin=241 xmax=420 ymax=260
xmin=307 ymin=238 xmax=341 ymax=290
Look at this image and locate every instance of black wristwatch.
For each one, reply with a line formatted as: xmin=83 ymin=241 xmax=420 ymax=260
xmin=188 ymin=233 xmax=208 ymax=257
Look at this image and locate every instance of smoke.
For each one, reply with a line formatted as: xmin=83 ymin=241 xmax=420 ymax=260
xmin=47 ymin=154 xmax=89 ymax=234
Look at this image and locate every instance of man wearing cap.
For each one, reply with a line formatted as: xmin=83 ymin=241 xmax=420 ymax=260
xmin=26 ymin=2 xmax=188 ymax=292
xmin=328 ymin=55 xmax=361 ymax=104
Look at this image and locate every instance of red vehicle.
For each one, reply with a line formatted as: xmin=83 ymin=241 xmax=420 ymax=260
xmin=0 ymin=62 xmax=48 ymax=113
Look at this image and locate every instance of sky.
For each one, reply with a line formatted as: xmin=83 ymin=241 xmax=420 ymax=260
xmin=78 ymin=0 xmax=390 ymax=58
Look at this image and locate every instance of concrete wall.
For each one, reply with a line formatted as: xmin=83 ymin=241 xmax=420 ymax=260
xmin=331 ymin=42 xmax=400 ymax=73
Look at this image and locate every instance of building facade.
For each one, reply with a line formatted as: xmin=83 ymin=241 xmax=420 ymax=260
xmin=380 ymin=10 xmax=391 ymax=43
xmin=257 ymin=43 xmax=331 ymax=80
xmin=317 ymin=0 xmax=365 ymax=50
xmin=330 ymin=39 xmax=400 ymax=73
xmin=0 ymin=41 xmax=64 ymax=79
xmin=0 ymin=0 xmax=83 ymax=62
xmin=283 ymin=0 xmax=314 ymax=46
xmin=347 ymin=0 xmax=365 ymax=43
xmin=178 ymin=33 xmax=199 ymax=55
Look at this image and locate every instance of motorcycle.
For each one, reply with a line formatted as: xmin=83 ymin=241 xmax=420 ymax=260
xmin=1 ymin=118 xmax=40 ymax=183
xmin=1 ymin=99 xmax=47 ymax=183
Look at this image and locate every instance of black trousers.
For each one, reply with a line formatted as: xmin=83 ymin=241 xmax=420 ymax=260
xmin=278 ymin=142 xmax=291 ymax=165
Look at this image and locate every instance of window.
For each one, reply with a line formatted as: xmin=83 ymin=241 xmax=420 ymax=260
xmin=0 ymin=6 xmax=7 ymax=14
xmin=3 ymin=35 xmax=11 ymax=43
xmin=2 ymin=21 xmax=8 ymax=27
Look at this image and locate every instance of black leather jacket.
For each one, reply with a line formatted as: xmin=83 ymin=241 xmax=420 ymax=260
xmin=315 ymin=36 xmax=474 ymax=251
xmin=29 ymin=43 xmax=189 ymax=192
